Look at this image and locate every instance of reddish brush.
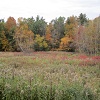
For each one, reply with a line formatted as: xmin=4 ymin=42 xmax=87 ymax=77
xmin=92 ymin=56 xmax=100 ymax=60
xmin=78 ymin=55 xmax=88 ymax=59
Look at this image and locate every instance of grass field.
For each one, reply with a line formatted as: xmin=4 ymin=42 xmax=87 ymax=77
xmin=0 ymin=51 xmax=100 ymax=100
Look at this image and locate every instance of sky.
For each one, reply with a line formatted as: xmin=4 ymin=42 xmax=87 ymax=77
xmin=0 ymin=0 xmax=100 ymax=22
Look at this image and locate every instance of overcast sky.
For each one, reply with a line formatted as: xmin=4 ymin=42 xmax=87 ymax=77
xmin=0 ymin=0 xmax=100 ymax=22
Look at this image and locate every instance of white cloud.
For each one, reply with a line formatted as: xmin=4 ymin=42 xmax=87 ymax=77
xmin=0 ymin=0 xmax=100 ymax=22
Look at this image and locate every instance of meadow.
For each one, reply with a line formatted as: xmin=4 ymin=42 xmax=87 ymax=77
xmin=0 ymin=51 xmax=100 ymax=100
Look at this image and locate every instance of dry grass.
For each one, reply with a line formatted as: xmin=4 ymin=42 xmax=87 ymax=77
xmin=0 ymin=51 xmax=100 ymax=100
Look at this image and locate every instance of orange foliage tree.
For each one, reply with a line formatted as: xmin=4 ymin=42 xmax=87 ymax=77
xmin=45 ymin=23 xmax=53 ymax=49
xmin=5 ymin=17 xmax=17 ymax=51
xmin=59 ymin=36 xmax=73 ymax=51
xmin=5 ymin=17 xmax=16 ymax=31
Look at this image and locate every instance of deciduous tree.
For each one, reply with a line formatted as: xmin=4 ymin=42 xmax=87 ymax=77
xmin=15 ymin=17 xmax=34 ymax=52
xmin=33 ymin=34 xmax=48 ymax=51
xmin=59 ymin=36 xmax=73 ymax=51
xmin=5 ymin=17 xmax=17 ymax=51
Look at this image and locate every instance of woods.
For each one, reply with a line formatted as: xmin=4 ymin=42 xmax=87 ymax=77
xmin=0 ymin=14 xmax=100 ymax=55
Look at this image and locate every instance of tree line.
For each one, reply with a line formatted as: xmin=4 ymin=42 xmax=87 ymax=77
xmin=0 ymin=13 xmax=100 ymax=55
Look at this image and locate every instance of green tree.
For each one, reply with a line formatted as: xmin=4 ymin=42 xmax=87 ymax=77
xmin=78 ymin=13 xmax=88 ymax=25
xmin=23 ymin=17 xmax=35 ymax=32
xmin=32 ymin=15 xmax=47 ymax=36
xmin=50 ymin=16 xmax=65 ymax=49
xmin=51 ymin=16 xmax=65 ymax=39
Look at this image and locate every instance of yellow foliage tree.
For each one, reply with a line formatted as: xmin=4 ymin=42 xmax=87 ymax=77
xmin=34 ymin=34 xmax=48 ymax=51
xmin=15 ymin=18 xmax=34 ymax=52
xmin=0 ymin=31 xmax=12 ymax=51
xmin=59 ymin=16 xmax=77 ymax=51
xmin=64 ymin=16 xmax=77 ymax=38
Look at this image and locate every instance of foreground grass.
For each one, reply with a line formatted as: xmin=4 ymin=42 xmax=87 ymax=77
xmin=0 ymin=51 xmax=100 ymax=100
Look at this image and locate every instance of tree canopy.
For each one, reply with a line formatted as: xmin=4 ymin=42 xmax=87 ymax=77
xmin=0 ymin=14 xmax=99 ymax=55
